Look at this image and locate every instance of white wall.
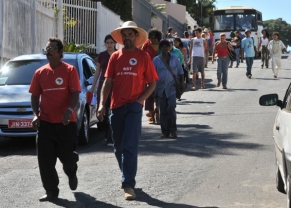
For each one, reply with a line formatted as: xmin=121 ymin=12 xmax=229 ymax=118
xmin=151 ymin=0 xmax=185 ymax=32
xmin=1 ymin=0 xmax=54 ymax=62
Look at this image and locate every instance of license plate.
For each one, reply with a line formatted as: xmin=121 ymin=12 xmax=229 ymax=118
xmin=8 ymin=119 xmax=33 ymax=128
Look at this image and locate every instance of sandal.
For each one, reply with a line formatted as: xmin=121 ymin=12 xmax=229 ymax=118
xmin=148 ymin=117 xmax=155 ymax=124
xmin=201 ymin=83 xmax=205 ymax=89
xmin=146 ymin=112 xmax=151 ymax=117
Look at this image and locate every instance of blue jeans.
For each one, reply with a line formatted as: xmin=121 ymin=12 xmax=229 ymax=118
xmin=110 ymin=101 xmax=143 ymax=189
xmin=229 ymin=49 xmax=240 ymax=67
xmin=245 ymin=57 xmax=254 ymax=76
xmin=235 ymin=48 xmax=240 ymax=67
xmin=157 ymin=92 xmax=177 ymax=136
xmin=217 ymin=57 xmax=229 ymax=86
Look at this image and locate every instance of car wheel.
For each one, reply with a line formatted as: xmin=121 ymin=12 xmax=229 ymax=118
xmin=277 ymin=165 xmax=285 ymax=193
xmin=287 ymin=175 xmax=291 ymax=208
xmin=78 ymin=110 xmax=89 ymax=145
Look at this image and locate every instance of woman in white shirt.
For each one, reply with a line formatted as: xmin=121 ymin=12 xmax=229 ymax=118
xmin=258 ymin=29 xmax=270 ymax=69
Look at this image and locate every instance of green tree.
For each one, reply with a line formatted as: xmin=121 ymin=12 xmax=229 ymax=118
xmin=165 ymin=0 xmax=216 ymax=27
xmin=263 ymin=18 xmax=291 ymax=47
xmin=90 ymin=0 xmax=132 ymax=21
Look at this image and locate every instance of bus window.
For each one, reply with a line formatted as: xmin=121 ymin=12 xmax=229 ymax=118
xmin=214 ymin=14 xmax=234 ymax=31
xmin=239 ymin=14 xmax=257 ymax=30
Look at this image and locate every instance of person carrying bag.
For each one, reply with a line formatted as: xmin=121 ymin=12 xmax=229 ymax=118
xmin=159 ymin=55 xmax=187 ymax=99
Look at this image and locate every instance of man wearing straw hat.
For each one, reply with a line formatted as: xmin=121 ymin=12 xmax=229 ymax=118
xmin=97 ymin=21 xmax=158 ymax=200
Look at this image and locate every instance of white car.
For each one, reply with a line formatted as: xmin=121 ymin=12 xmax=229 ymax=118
xmin=260 ymin=86 xmax=291 ymax=207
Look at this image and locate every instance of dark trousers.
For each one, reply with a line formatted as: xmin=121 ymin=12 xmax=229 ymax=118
xmin=36 ymin=120 xmax=79 ymax=194
xmin=261 ymin=46 xmax=269 ymax=67
xmin=97 ymin=80 xmax=112 ymax=143
xmin=157 ymin=92 xmax=177 ymax=136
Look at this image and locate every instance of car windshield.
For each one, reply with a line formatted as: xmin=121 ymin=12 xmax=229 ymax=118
xmin=0 ymin=59 xmax=77 ymax=85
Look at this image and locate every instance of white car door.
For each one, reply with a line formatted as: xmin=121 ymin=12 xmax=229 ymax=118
xmin=275 ymin=84 xmax=291 ymax=179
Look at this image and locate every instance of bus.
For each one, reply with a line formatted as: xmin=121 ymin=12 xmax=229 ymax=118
xmin=213 ymin=6 xmax=263 ymax=42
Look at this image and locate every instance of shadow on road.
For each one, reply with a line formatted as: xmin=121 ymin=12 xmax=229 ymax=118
xmin=207 ymin=88 xmax=258 ymax=92
xmin=135 ymin=188 xmax=219 ymax=208
xmin=176 ymin=111 xmax=215 ymax=115
xmin=139 ymin=123 xmax=263 ymax=158
xmin=177 ymin=100 xmax=216 ymax=105
xmin=48 ymin=192 xmax=122 ymax=208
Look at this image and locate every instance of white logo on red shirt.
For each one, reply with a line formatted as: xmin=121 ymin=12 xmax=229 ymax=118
xmin=129 ymin=58 xmax=137 ymax=66
xmin=55 ymin=77 xmax=63 ymax=85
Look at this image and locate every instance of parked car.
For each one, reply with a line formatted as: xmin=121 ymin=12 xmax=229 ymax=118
xmin=259 ymin=83 xmax=291 ymax=207
xmin=0 ymin=52 xmax=98 ymax=144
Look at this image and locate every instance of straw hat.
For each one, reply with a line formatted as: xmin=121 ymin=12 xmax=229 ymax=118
xmin=111 ymin=21 xmax=148 ymax=47
xmin=203 ymin=28 xmax=209 ymax=33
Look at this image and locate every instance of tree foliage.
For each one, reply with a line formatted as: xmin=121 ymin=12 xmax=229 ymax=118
xmin=263 ymin=18 xmax=291 ymax=47
xmin=93 ymin=0 xmax=132 ymax=21
xmin=164 ymin=0 xmax=216 ymax=27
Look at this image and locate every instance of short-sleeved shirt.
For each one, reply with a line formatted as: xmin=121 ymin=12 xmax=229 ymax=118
xmin=241 ymin=37 xmax=256 ymax=57
xmin=170 ymin=47 xmax=184 ymax=64
xmin=29 ymin=62 xmax=81 ymax=123
xmin=97 ymin=51 xmax=111 ymax=81
xmin=153 ymin=54 xmax=184 ymax=98
xmin=105 ymin=48 xmax=158 ymax=109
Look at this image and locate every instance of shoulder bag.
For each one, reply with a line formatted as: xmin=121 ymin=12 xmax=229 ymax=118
xmin=159 ymin=55 xmax=187 ymax=99
xmin=227 ymin=42 xmax=236 ymax=60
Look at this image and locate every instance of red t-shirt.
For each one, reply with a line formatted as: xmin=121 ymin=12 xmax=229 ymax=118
xmin=29 ymin=62 xmax=81 ymax=123
xmin=97 ymin=51 xmax=111 ymax=81
xmin=141 ymin=39 xmax=158 ymax=60
xmin=105 ymin=48 xmax=158 ymax=109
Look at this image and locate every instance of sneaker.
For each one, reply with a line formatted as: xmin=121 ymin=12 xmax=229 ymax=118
xmin=124 ymin=188 xmax=136 ymax=200
xmin=247 ymin=75 xmax=251 ymax=79
xmin=107 ymin=143 xmax=114 ymax=147
xmin=274 ymin=75 xmax=277 ymax=78
xmin=69 ymin=175 xmax=78 ymax=191
xmin=223 ymin=86 xmax=227 ymax=89
xmin=39 ymin=192 xmax=58 ymax=202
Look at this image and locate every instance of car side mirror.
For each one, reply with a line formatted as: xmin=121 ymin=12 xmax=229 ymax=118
xmin=259 ymin=94 xmax=279 ymax=106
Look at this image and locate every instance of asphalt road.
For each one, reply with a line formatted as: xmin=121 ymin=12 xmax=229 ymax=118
xmin=1 ymin=55 xmax=290 ymax=208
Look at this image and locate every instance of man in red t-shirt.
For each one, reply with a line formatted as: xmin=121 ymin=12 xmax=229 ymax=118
xmin=98 ymin=21 xmax=158 ymax=200
xmin=29 ymin=38 xmax=81 ymax=202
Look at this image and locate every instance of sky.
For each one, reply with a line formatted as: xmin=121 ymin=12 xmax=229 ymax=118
xmin=214 ymin=0 xmax=291 ymax=24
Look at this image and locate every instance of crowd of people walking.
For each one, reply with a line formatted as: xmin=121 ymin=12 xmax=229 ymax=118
xmin=31 ymin=20 xmax=289 ymax=203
